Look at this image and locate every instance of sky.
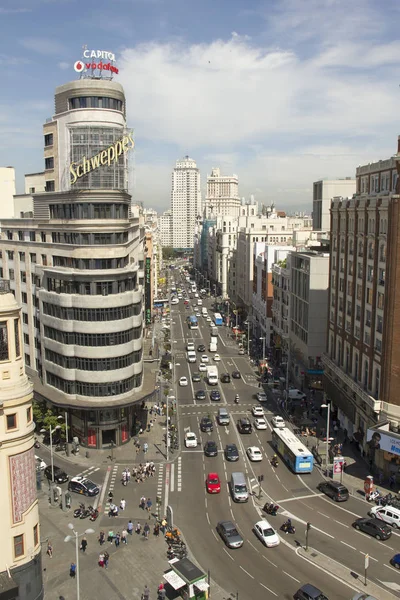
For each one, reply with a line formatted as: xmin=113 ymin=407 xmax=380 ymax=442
xmin=1 ymin=0 xmax=400 ymax=214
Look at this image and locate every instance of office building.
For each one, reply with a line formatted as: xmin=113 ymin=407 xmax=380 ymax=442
xmin=171 ymin=156 xmax=201 ymax=249
xmin=0 ymin=167 xmax=16 ymax=219
xmin=313 ymin=178 xmax=356 ymax=231
xmin=205 ymin=167 xmax=239 ymax=218
xmin=159 ymin=210 xmax=173 ymax=247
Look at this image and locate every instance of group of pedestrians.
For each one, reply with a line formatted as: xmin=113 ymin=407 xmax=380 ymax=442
xmin=121 ymin=462 xmax=156 ymax=485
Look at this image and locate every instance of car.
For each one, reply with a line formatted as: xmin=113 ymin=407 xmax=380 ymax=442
xmin=199 ymin=363 xmax=207 ymax=372
xmin=294 ymin=584 xmax=329 ymax=600
xmin=200 ymin=416 xmax=213 ymax=432
xmin=201 ymin=354 xmax=209 ymax=363
xmin=68 ymin=476 xmax=100 ymax=496
xmin=254 ymin=417 xmax=267 ymax=430
xmin=238 ymin=348 xmax=245 ymax=355
xmin=252 ymin=406 xmax=264 ymax=417
xmin=192 ymin=372 xmax=201 ymax=383
xmin=237 ymin=418 xmax=252 ymax=434
xmin=210 ymin=390 xmax=221 ymax=402
xmin=390 ymin=553 xmax=400 ymax=569
xmin=284 ymin=388 xmax=307 ymax=401
xmin=195 ymin=389 xmax=207 ymax=401
xmin=225 ymin=444 xmax=239 ymax=461
xmin=257 ymin=391 xmax=267 ymax=402
xmin=206 ymin=316 xmax=212 ymax=322
xmin=204 ymin=441 xmax=218 ymax=457
xmin=171 ymin=297 xmax=179 ymax=305
xmin=317 ymin=481 xmax=349 ymax=502
xmin=197 ymin=344 xmax=206 ymax=352
xmin=206 ymin=472 xmax=221 ymax=494
xmin=247 ymin=446 xmax=263 ymax=462
xmin=351 ymin=594 xmax=379 ymax=600
xmin=232 ymin=370 xmax=241 ymax=379
xmin=220 ymin=373 xmax=231 ymax=383
xmin=271 ymin=415 xmax=285 ymax=429
xmin=184 ymin=432 xmax=198 ymax=448
xmin=353 ymin=517 xmax=392 ymax=540
xmin=216 ymin=520 xmax=244 ymax=549
xmin=35 ymin=455 xmax=47 ymax=470
xmin=44 ymin=465 xmax=69 ymax=483
xmin=179 ymin=376 xmax=188 ymax=387
xmin=195 ymin=312 xmax=201 ymax=317
xmin=253 ymin=519 xmax=280 ymax=547
xmin=213 ymin=354 xmax=221 ymax=362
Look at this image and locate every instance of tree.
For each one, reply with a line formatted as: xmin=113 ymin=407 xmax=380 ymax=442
xmin=162 ymin=247 xmax=175 ymax=260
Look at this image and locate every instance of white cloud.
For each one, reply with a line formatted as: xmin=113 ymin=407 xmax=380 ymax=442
xmin=19 ymin=37 xmax=66 ymax=55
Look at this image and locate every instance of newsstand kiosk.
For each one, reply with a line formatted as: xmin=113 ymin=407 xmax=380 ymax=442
xmin=163 ymin=557 xmax=209 ymax=600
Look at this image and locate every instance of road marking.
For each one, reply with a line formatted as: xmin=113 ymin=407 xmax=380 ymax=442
xmin=340 ymin=541 xmax=356 ymax=550
xmin=377 ymin=540 xmax=394 ymax=550
xmin=377 ymin=579 xmax=400 ymax=591
xmin=262 ymin=555 xmax=278 ymax=568
xmin=164 ymin=463 xmax=170 ymax=515
xmin=277 ymin=493 xmax=324 ymax=503
xmin=97 ymin=466 xmax=111 ymax=511
xmin=240 ymin=566 xmax=254 ymax=579
xmin=246 ymin=540 xmax=259 ymax=553
xmin=259 ymin=582 xmax=278 ymax=596
xmin=283 ymin=571 xmax=300 ymax=583
xmin=334 ymin=519 xmax=349 ymax=528
xmin=170 ymin=463 xmax=175 ymax=493
xmin=223 ymin=546 xmax=235 ymax=560
xmin=317 ymin=511 xmax=330 ymax=518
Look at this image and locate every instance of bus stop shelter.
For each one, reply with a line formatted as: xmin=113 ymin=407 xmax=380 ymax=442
xmin=163 ymin=557 xmax=209 ymax=600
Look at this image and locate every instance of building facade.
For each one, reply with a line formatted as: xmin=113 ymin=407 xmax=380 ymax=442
xmin=0 ymin=280 xmax=43 ymax=600
xmin=171 ymin=156 xmax=201 ymax=250
xmin=204 ymin=167 xmax=239 ymax=219
xmin=0 ymin=167 xmax=16 ymax=219
xmin=159 ymin=210 xmax=172 ymax=247
xmin=323 ymin=147 xmax=400 ymax=467
xmin=313 ymin=178 xmax=356 ymax=231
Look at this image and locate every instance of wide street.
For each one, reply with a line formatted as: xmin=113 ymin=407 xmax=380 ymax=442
xmin=166 ymin=275 xmax=400 ymax=600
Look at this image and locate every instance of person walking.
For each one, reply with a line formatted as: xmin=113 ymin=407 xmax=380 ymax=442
xmin=127 ymin=520 xmax=133 ymax=535
xmin=121 ymin=528 xmax=127 ymax=544
xmin=70 ymin=563 xmax=76 ymax=578
xmin=120 ymin=498 xmax=126 ymax=511
xmin=115 ymin=532 xmax=121 ymax=548
xmin=98 ymin=553 xmax=105 ymax=568
xmin=143 ymin=442 xmax=148 ymax=454
xmin=140 ymin=495 xmax=146 ymax=510
xmin=160 ymin=518 xmax=167 ymax=535
xmin=46 ymin=541 xmax=53 ymax=558
xmin=81 ymin=537 xmax=88 ymax=553
xmin=103 ymin=551 xmax=109 ymax=569
xmin=142 ymin=585 xmax=150 ymax=600
xmin=153 ymin=523 xmax=160 ymax=537
xmin=143 ymin=522 xmax=150 ymax=540
xmin=99 ymin=531 xmax=105 ymax=545
xmin=135 ymin=522 xmax=141 ymax=535
xmin=146 ymin=497 xmax=152 ymax=514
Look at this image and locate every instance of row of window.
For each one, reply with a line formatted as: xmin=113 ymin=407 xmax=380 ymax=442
xmin=52 ymin=255 xmax=129 ymax=270
xmin=46 ymin=276 xmax=137 ymax=295
xmin=42 ymin=302 xmax=141 ymax=321
xmin=44 ymin=326 xmax=142 ymax=346
xmin=46 ymin=371 xmax=142 ymax=396
xmin=45 ymin=349 xmax=142 ymax=371
xmin=51 ymin=231 xmax=129 ymax=245
xmin=49 ymin=203 xmax=129 ymax=220
xmin=68 ymin=96 xmax=123 ymax=111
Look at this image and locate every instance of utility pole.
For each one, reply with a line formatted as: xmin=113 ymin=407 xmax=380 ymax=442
xmin=305 ymin=521 xmax=311 ymax=551
xmin=364 ymin=554 xmax=369 ymax=586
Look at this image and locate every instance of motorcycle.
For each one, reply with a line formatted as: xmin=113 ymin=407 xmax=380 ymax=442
xmin=234 ymin=395 xmax=239 ymax=404
xmin=74 ymin=503 xmax=85 ymax=518
xmin=263 ymin=503 xmax=279 ymax=516
xmin=280 ymin=521 xmax=296 ymax=534
xmin=366 ymin=489 xmax=381 ymax=503
xmin=271 ymin=457 xmax=278 ymax=468
xmin=89 ymin=507 xmax=99 ymax=521
xmin=80 ymin=506 xmax=92 ymax=519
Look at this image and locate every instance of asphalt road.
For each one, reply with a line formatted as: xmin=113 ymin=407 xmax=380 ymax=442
xmin=168 ymin=277 xmax=400 ymax=600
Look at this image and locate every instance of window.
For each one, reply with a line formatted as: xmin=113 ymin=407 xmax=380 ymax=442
xmin=7 ymin=251 xmax=14 ymax=260
xmin=19 ymin=252 xmax=25 ymax=262
xmin=23 ymin=333 xmax=29 ymax=345
xmin=14 ymin=319 xmax=20 ymax=357
xmin=0 ymin=321 xmax=9 ymax=361
xmin=13 ymin=534 xmax=24 ymax=558
xmin=45 ymin=157 xmax=54 ymax=170
xmin=377 ymin=292 xmax=384 ymax=310
xmin=30 ymin=231 xmax=35 ymax=242
xmin=46 ymin=180 xmax=55 ymax=192
xmin=366 ymin=288 xmax=373 ymax=305
xmin=9 ymin=269 xmax=14 ymax=281
xmin=365 ymin=309 xmax=371 ymax=327
xmin=44 ymin=133 xmax=53 ymax=147
xmin=33 ymin=524 xmax=38 ymax=547
xmin=26 ymin=406 xmax=32 ymax=423
xmin=20 ymin=271 xmax=26 ymax=283
xmin=25 ymin=353 xmax=31 ymax=366
xmin=6 ymin=414 xmax=17 ymax=430
xmin=21 ymin=292 xmax=27 ymax=304
xmin=41 ymin=232 xmax=46 ymax=243
xmin=377 ymin=315 xmax=383 ymax=334
xmin=23 ymin=314 xmax=28 ymax=325
xmin=30 ymin=253 xmax=37 ymax=263
xmin=18 ymin=231 xmax=23 ymax=241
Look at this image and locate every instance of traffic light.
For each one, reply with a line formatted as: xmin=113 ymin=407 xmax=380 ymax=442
xmin=306 ymin=522 xmax=311 ymax=531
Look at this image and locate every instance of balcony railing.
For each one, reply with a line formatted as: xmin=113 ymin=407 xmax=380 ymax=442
xmin=322 ymin=354 xmax=381 ymax=413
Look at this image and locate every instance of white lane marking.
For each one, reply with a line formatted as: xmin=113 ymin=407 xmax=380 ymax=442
xmin=283 ymin=571 xmax=301 ymax=583
xmin=377 ymin=541 xmax=394 ymax=551
xmin=223 ymin=546 xmax=235 ymax=560
xmin=259 ymin=583 xmax=278 ymax=596
xmin=177 ymin=456 xmax=182 ymax=492
xmin=341 ymin=541 xmax=356 ymax=550
xmin=295 ymin=547 xmax=360 ymax=594
xmin=93 ymin=467 xmax=100 ymax=472
xmin=212 ymin=529 xmax=219 ymax=541
xmin=334 ymin=519 xmax=349 ymax=528
xmin=164 ymin=463 xmax=170 ymax=515
xmin=317 ymin=511 xmax=330 ymax=518
xmin=246 ymin=540 xmax=259 ymax=553
xmin=170 ymin=463 xmax=175 ymax=493
xmin=97 ymin=466 xmax=111 ymax=510
xmin=277 ymin=493 xmax=324 ymax=503
xmin=383 ymin=563 xmax=400 ymax=573
xmin=262 ymin=555 xmax=278 ymax=568
xmin=359 ymin=551 xmax=378 ymax=562
xmin=240 ymin=566 xmax=254 ymax=579
xmin=206 ymin=512 xmax=210 ymax=525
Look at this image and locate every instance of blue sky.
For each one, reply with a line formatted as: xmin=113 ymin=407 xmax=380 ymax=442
xmin=1 ymin=0 xmax=400 ymax=213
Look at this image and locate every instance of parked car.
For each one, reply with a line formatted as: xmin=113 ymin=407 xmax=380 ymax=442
xmin=68 ymin=475 xmax=99 ymax=496
xmin=225 ymin=444 xmax=239 ymax=461
xmin=216 ymin=520 xmax=243 ymax=549
xmin=352 ymin=517 xmax=392 ymax=540
xmin=204 ymin=441 xmax=218 ymax=457
xmin=44 ymin=465 xmax=69 ymax=483
xmin=206 ymin=472 xmax=221 ymax=494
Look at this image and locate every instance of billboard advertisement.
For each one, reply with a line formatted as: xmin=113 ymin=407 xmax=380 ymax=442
xmin=145 ymin=257 xmax=152 ymax=325
xmin=367 ymin=428 xmax=400 ymax=456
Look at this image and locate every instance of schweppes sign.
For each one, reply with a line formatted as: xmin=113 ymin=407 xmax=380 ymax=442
xmin=69 ymin=133 xmax=134 ymax=184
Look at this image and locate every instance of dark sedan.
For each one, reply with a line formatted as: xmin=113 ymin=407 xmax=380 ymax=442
xmin=353 ymin=517 xmax=392 ymax=540
xmin=197 ymin=344 xmax=206 ymax=352
xmin=216 ymin=520 xmax=243 ymax=549
xmin=204 ymin=441 xmax=218 ymax=457
xmin=44 ymin=465 xmax=69 ymax=484
xmin=225 ymin=444 xmax=239 ymax=461
xmin=220 ymin=373 xmax=231 ymax=383
xmin=195 ymin=389 xmax=206 ymax=401
xmin=192 ymin=373 xmax=201 ymax=383
xmin=232 ymin=370 xmax=241 ymax=379
xmin=237 ymin=418 xmax=252 ymax=434
xmin=210 ymin=390 xmax=221 ymax=402
xmin=200 ymin=417 xmax=213 ymax=432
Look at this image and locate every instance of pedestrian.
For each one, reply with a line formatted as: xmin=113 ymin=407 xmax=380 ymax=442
xmin=135 ymin=522 xmax=141 ymax=535
xmin=146 ymin=497 xmax=152 ymax=513
xmin=153 ymin=523 xmax=160 ymax=537
xmin=143 ymin=442 xmax=148 ymax=454
xmin=142 ymin=585 xmax=150 ymax=600
xmin=104 ymin=551 xmax=109 ymax=569
xmin=126 ymin=468 xmax=131 ymax=483
xmin=81 ymin=537 xmax=88 ymax=553
xmin=46 ymin=541 xmax=53 ymax=558
xmin=127 ymin=520 xmax=133 ymax=535
xmin=121 ymin=529 xmax=127 ymax=544
xmin=99 ymin=553 xmax=104 ymax=568
xmin=140 ymin=495 xmax=146 ymax=510
xmin=70 ymin=563 xmax=76 ymax=578
xmin=143 ymin=523 xmax=150 ymax=539
xmin=107 ymin=529 xmax=114 ymax=542
xmin=120 ymin=498 xmax=126 ymax=511
xmin=115 ymin=532 xmax=121 ymax=548
xmin=99 ymin=531 xmax=105 ymax=545
xmin=160 ymin=518 xmax=167 ymax=535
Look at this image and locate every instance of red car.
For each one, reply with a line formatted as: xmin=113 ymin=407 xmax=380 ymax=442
xmin=206 ymin=472 xmax=221 ymax=494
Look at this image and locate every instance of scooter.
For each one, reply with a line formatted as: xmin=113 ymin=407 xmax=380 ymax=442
xmin=280 ymin=521 xmax=296 ymax=534
xmin=74 ymin=503 xmax=85 ymax=518
xmin=366 ymin=489 xmax=381 ymax=503
xmin=89 ymin=507 xmax=99 ymax=521
xmin=234 ymin=396 xmax=239 ymax=404
xmin=263 ymin=503 xmax=279 ymax=516
xmin=271 ymin=457 xmax=278 ymax=468
xmin=80 ymin=506 xmax=92 ymax=519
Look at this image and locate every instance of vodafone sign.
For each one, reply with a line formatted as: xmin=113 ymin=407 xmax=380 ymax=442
xmin=74 ymin=48 xmax=118 ymax=77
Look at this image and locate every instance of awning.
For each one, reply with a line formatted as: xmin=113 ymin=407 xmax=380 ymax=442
xmin=194 ymin=580 xmax=209 ymax=592
xmin=163 ymin=569 xmax=186 ymax=591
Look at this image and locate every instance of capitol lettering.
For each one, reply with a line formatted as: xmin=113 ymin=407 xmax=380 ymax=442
xmin=69 ymin=133 xmax=135 ymax=184
xmin=83 ymin=49 xmax=116 ymax=62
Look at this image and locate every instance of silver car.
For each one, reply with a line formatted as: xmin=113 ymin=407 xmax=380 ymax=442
xmin=216 ymin=520 xmax=243 ymax=549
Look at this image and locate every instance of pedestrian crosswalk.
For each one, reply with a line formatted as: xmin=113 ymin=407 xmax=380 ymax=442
xmin=104 ymin=464 xmax=119 ymax=513
xmin=76 ymin=466 xmax=101 ymax=478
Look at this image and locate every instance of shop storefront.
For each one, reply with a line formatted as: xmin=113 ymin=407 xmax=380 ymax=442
xmin=367 ymin=425 xmax=400 ymax=481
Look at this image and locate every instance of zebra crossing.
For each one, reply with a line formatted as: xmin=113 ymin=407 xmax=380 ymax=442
xmin=104 ymin=464 xmax=119 ymax=513
xmin=76 ymin=466 xmax=101 ymax=478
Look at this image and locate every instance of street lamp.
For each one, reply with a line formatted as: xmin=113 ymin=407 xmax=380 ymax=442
xmin=259 ymin=337 xmax=266 ymax=363
xmin=40 ymin=420 xmax=62 ymax=482
xmin=244 ymin=320 xmax=251 ymax=355
xmin=64 ymin=524 xmax=94 ymax=600
xmin=321 ymin=400 xmax=331 ymax=476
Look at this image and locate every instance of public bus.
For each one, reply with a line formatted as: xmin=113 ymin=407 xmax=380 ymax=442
xmin=187 ymin=315 xmax=199 ymax=330
xmin=214 ymin=313 xmax=223 ymax=326
xmin=271 ymin=427 xmax=314 ymax=473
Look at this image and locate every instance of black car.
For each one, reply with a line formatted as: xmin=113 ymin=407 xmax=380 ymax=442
xmin=44 ymin=465 xmax=69 ymax=483
xmin=225 ymin=444 xmax=239 ymax=461
xmin=220 ymin=373 xmax=231 ymax=383
xmin=237 ymin=418 xmax=252 ymax=434
xmin=204 ymin=441 xmax=218 ymax=457
xmin=294 ymin=584 xmax=329 ymax=600
xmin=353 ymin=517 xmax=392 ymax=540
xmin=200 ymin=416 xmax=213 ymax=432
xmin=210 ymin=390 xmax=221 ymax=402
xmin=68 ymin=476 xmax=100 ymax=497
xmin=232 ymin=370 xmax=241 ymax=379
xmin=197 ymin=344 xmax=206 ymax=352
xmin=192 ymin=372 xmax=201 ymax=383
xmin=317 ymin=481 xmax=349 ymax=502
xmin=195 ymin=389 xmax=206 ymax=401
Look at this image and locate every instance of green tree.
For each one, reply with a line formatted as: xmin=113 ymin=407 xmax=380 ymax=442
xmin=162 ymin=247 xmax=175 ymax=260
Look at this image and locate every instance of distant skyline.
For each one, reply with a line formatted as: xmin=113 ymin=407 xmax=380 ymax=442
xmin=1 ymin=0 xmax=400 ymax=214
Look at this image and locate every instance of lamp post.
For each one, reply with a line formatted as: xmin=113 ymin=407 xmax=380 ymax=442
xmin=41 ymin=420 xmax=62 ymax=482
xmin=321 ymin=400 xmax=331 ymax=476
xmin=259 ymin=337 xmax=266 ymax=362
xmin=244 ymin=320 xmax=250 ymax=354
xmin=64 ymin=524 xmax=94 ymax=600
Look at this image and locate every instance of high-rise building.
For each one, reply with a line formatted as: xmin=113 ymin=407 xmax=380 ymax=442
xmin=205 ymin=167 xmax=239 ymax=218
xmin=171 ymin=156 xmax=201 ymax=249
xmin=323 ymin=140 xmax=400 ymax=471
xmin=0 ymin=280 xmax=43 ymax=600
xmin=313 ymin=178 xmax=356 ymax=231
xmin=0 ymin=166 xmax=16 ymax=219
xmin=0 ymin=70 xmax=146 ymax=449
xmin=159 ymin=210 xmax=173 ymax=247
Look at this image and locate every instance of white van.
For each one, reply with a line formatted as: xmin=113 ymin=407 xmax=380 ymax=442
xmin=187 ymin=351 xmax=196 ymax=363
xmin=186 ymin=342 xmax=195 ymax=352
xmin=201 ymin=307 xmax=208 ymax=317
xmin=197 ymin=299 xmax=202 ymax=306
xmin=369 ymin=505 xmax=400 ymax=528
xmin=230 ymin=472 xmax=248 ymax=502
